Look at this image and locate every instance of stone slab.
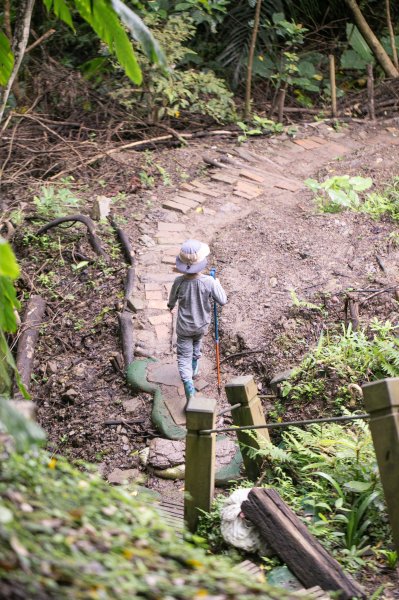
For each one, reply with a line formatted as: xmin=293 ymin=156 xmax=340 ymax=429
xmin=161 ymin=255 xmax=176 ymax=265
xmin=173 ymin=196 xmax=199 ymax=209
xmin=147 ymin=362 xmax=182 ymax=387
xmin=308 ymin=135 xmax=327 ymax=145
xmin=157 ymin=222 xmax=187 ymax=232
xmin=190 ymin=181 xmax=220 ymax=197
xmin=154 ymin=324 xmax=171 ymax=344
xmin=194 ymin=379 xmax=210 ymax=392
xmin=148 ymin=313 xmax=172 ymax=326
xmin=280 ymin=140 xmax=306 ymax=153
xmin=136 ymin=330 xmax=156 ymax=344
xmin=163 ymin=387 xmax=187 ymax=426
xmin=239 ymin=169 xmax=265 ymax=183
xmin=148 ymin=437 xmax=185 ymax=468
xmin=107 ymin=468 xmax=139 ymax=485
xmin=178 ymin=191 xmax=207 ymax=203
xmin=162 ymin=200 xmax=190 ymax=214
xmin=211 ymin=172 xmax=238 ymax=184
xmin=293 ymin=138 xmax=322 ymax=150
xmin=145 ymin=290 xmax=163 ymax=300
xmin=140 ymin=273 xmax=176 ymax=283
xmin=233 ymin=190 xmax=254 ymax=200
xmin=266 ymin=176 xmax=303 ymax=192
xmin=156 ymin=233 xmax=186 ymax=245
xmin=148 ymin=300 xmax=169 ymax=310
xmin=145 ymin=283 xmax=163 ymax=292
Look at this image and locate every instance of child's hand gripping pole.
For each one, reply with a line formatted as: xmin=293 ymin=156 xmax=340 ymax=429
xmin=210 ymin=268 xmax=221 ymax=396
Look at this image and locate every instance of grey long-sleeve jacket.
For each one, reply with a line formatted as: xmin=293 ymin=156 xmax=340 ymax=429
xmin=168 ymin=274 xmax=227 ymax=337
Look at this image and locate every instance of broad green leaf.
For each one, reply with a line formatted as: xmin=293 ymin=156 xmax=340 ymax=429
xmin=43 ymin=0 xmax=74 ymax=29
xmin=348 ymin=176 xmax=373 ymax=192
xmin=0 ymin=397 xmax=46 ymax=452
xmin=0 ymin=31 xmax=14 ymax=87
xmin=0 ymin=277 xmax=20 ymax=332
xmin=0 ymin=238 xmax=20 ymax=279
xmin=343 ymin=481 xmax=373 ymax=493
xmin=346 ymin=23 xmax=374 ymax=63
xmin=340 ymin=49 xmax=368 ymax=71
xmin=0 ymin=330 xmax=30 ymax=400
xmin=110 ymin=0 xmax=166 ymax=66
xmin=74 ymin=0 xmax=142 ymax=84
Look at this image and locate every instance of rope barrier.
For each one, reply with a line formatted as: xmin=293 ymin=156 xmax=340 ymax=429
xmin=217 ymin=402 xmax=241 ymax=416
xmin=200 ymin=412 xmax=369 ymax=435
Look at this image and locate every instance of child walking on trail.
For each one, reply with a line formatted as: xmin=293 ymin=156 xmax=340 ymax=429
xmin=167 ymin=239 xmax=227 ymax=404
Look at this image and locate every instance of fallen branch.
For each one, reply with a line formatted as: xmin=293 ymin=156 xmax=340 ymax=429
xmin=14 ymin=295 xmax=46 ymax=397
xmin=109 ymin=217 xmax=134 ymax=266
xmin=36 ymin=215 xmax=107 ymax=258
xmin=117 ymin=311 xmax=135 ymax=368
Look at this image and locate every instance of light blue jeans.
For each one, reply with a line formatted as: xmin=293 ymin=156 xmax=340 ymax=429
xmin=176 ymin=334 xmax=203 ymax=382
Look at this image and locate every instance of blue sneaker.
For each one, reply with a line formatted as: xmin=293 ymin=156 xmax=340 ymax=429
xmin=192 ymin=359 xmax=200 ymax=379
xmin=183 ymin=379 xmax=196 ymax=402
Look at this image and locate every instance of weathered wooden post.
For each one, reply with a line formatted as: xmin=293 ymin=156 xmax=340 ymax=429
xmin=225 ymin=375 xmax=270 ymax=481
xmin=329 ymin=54 xmax=337 ymax=118
xmin=362 ymin=378 xmax=399 ymax=553
xmin=184 ymin=395 xmax=217 ymax=532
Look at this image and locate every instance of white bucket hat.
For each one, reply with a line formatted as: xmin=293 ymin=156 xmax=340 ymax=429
xmin=175 ymin=239 xmax=210 ymax=274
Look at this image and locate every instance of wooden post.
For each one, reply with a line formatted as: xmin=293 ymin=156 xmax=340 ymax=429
xmin=329 ymin=54 xmax=337 ymax=118
xmin=367 ymin=63 xmax=375 ymax=120
xmin=184 ymin=395 xmax=217 ymax=532
xmin=225 ymin=376 xmax=270 ymax=481
xmin=362 ymin=378 xmax=399 ymax=553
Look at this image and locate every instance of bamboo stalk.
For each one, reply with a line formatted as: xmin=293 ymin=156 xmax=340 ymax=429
xmin=244 ymin=0 xmax=262 ymax=119
xmin=367 ymin=63 xmax=376 ymax=120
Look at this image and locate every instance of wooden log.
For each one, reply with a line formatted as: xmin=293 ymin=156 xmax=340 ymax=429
xmin=14 ymin=295 xmax=46 ymax=396
xmin=117 ymin=311 xmax=134 ymax=368
xmin=242 ymin=488 xmax=365 ymax=599
xmin=37 ymin=214 xmax=106 ymax=258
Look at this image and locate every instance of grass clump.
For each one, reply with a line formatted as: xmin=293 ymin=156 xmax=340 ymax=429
xmin=281 ymin=320 xmax=399 ymax=409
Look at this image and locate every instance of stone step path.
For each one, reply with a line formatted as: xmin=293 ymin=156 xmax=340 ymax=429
xmin=128 ymin=124 xmax=399 ymax=442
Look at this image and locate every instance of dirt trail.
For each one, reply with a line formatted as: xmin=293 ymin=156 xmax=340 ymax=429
xmin=27 ymin=118 xmax=399 ymax=491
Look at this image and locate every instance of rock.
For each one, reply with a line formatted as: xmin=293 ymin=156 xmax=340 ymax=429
xmin=139 ymin=234 xmax=156 ymax=248
xmin=148 ymin=438 xmax=185 ymax=469
xmin=123 ymin=398 xmax=141 ymax=413
xmin=127 ymin=297 xmax=146 ymax=312
xmin=61 ymin=388 xmax=78 ymax=403
xmin=47 ymin=361 xmax=58 ymax=373
xmin=270 ymin=277 xmax=278 ymax=288
xmin=107 ymin=468 xmax=139 ymax=485
xmin=91 ymin=195 xmax=111 ymax=220
xmin=72 ymin=364 xmax=86 ymax=378
xmin=270 ymin=369 xmax=294 ymax=393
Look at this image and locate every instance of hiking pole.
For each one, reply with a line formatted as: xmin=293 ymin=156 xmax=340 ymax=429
xmin=210 ymin=268 xmax=221 ymax=395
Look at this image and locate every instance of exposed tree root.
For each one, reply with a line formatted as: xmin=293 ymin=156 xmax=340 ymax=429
xmin=36 ymin=214 xmax=107 ymax=258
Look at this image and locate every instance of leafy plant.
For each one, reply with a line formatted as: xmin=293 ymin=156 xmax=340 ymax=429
xmin=289 ymin=289 xmax=323 ymax=312
xmin=305 ymin=175 xmax=373 ymax=213
xmin=33 ymin=184 xmax=81 ymax=218
xmin=237 ymin=115 xmax=283 ymax=142
xmin=111 ymin=14 xmax=236 ymax=123
xmin=281 ymin=320 xmax=399 ymax=409
xmin=0 ymin=238 xmax=28 ymax=399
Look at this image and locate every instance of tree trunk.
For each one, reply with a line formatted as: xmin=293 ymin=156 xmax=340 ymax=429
xmin=244 ymin=0 xmax=262 ymax=119
xmin=345 ymin=0 xmax=399 ymax=78
xmin=385 ymin=0 xmax=399 ymax=70
xmin=0 ymin=0 xmax=36 ymax=123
